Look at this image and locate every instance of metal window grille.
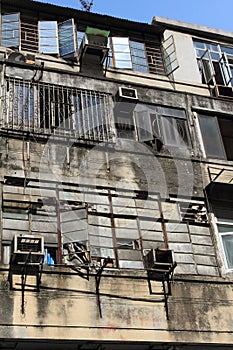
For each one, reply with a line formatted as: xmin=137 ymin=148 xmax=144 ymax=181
xmin=3 ymin=78 xmax=113 ymax=141
xmin=145 ymin=44 xmax=166 ymax=75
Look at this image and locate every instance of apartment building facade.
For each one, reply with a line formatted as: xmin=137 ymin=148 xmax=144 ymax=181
xmin=0 ymin=0 xmax=233 ymax=349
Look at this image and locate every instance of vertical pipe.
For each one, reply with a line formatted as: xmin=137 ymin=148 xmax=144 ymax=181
xmin=56 ymin=184 xmax=63 ymax=264
xmin=0 ymin=181 xmax=3 ymax=262
xmin=108 ymin=189 xmax=119 ymax=268
xmin=158 ymin=194 xmax=169 ymax=248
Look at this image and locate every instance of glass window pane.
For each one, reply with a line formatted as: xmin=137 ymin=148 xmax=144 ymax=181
xmin=161 ymin=107 xmax=186 ymax=118
xmin=112 ymin=37 xmax=132 ymax=69
xmin=114 ymin=52 xmax=131 ymax=61
xmin=210 ymin=44 xmax=219 ymax=52
xmin=77 ymin=31 xmax=85 ymax=49
xmin=222 ymin=234 xmax=233 ymax=269
xmin=39 ymin=21 xmax=58 ymax=54
xmin=221 ymin=46 xmax=233 ymax=57
xmin=2 ymin=12 xmax=20 ymax=47
xmin=195 ymin=49 xmax=205 ymax=58
xmin=135 ymin=110 xmax=153 ymax=141
xmin=58 ymin=19 xmax=76 ymax=56
xmin=193 ymin=41 xmax=206 ymax=49
xmin=199 ymin=115 xmax=226 ymax=159
xmin=112 ymin=37 xmax=129 ymax=46
xmin=130 ymin=41 xmax=148 ymax=73
xmin=218 ymin=117 xmax=233 ymax=161
xmin=162 ymin=117 xmax=176 ymax=145
xmin=160 ymin=109 xmax=190 ymax=147
xmin=132 ymin=64 xmax=148 ymax=73
xmin=130 ymin=48 xmax=147 ymax=58
xmin=130 ymin=41 xmax=145 ymax=50
xmin=210 ymin=52 xmax=220 ymax=61
xmin=39 ymin=22 xmax=57 ymax=30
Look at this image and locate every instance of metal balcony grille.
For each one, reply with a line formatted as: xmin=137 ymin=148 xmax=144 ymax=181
xmin=2 ymin=78 xmax=113 ymax=141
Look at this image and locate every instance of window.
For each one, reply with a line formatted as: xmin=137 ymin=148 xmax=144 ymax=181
xmin=58 ymin=19 xmax=77 ymax=57
xmin=162 ymin=35 xmax=179 ymax=76
xmin=206 ymin=182 xmax=233 ymax=270
xmin=160 ymin=107 xmax=190 ymax=147
xmin=218 ymin=223 xmax=233 ymax=269
xmin=1 ymin=13 xmax=20 ymax=48
xmin=39 ymin=19 xmax=77 ymax=56
xmin=125 ymin=104 xmax=191 ymax=148
xmin=193 ymin=40 xmax=233 ymax=86
xmin=199 ymin=114 xmax=233 ymax=160
xmin=39 ymin=21 xmax=58 ymax=54
xmin=111 ymin=37 xmax=132 ymax=69
xmin=110 ymin=37 xmax=166 ymax=75
xmin=129 ymin=41 xmax=148 ymax=73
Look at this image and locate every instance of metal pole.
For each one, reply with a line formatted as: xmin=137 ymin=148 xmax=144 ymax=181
xmin=56 ymin=184 xmax=63 ymax=264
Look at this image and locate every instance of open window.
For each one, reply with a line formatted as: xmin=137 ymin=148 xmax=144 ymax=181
xmin=219 ymin=53 xmax=232 ymax=85
xmin=39 ymin=21 xmax=58 ymax=54
xmin=116 ymin=104 xmax=191 ymax=148
xmin=199 ymin=113 xmax=233 ymax=160
xmin=110 ymin=37 xmax=166 ymax=75
xmin=39 ymin=19 xmax=77 ymax=56
xmin=194 ymin=40 xmax=233 ymax=88
xmin=162 ymin=35 xmax=179 ymax=76
xmin=159 ymin=107 xmax=191 ymax=147
xmin=205 ymin=182 xmax=233 ymax=270
xmin=135 ymin=110 xmax=160 ymax=142
xmin=200 ymin=49 xmax=215 ymax=84
xmin=111 ymin=37 xmax=133 ymax=69
xmin=1 ymin=13 xmax=20 ymax=48
xmin=58 ymin=19 xmax=77 ymax=57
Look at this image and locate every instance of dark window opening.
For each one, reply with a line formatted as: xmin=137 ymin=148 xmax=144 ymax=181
xmin=199 ymin=114 xmax=233 ymax=161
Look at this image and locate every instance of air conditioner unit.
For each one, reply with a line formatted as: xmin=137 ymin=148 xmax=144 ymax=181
xmin=117 ymin=86 xmax=138 ymax=101
xmin=11 ymin=235 xmax=44 ymax=264
xmin=79 ymin=27 xmax=109 ymax=65
xmin=114 ymin=87 xmax=138 ymax=118
xmin=214 ymin=84 xmax=233 ymax=98
xmin=144 ymin=248 xmax=174 ymax=269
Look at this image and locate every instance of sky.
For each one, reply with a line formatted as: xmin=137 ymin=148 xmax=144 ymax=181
xmin=35 ymin=0 xmax=233 ymax=32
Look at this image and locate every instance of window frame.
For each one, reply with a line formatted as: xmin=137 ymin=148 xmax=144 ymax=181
xmin=1 ymin=12 xmax=20 ymax=48
xmin=58 ymin=18 xmax=77 ymax=57
xmin=111 ymin=36 xmax=133 ymax=69
xmin=198 ymin=113 xmax=233 ymax=161
xmin=38 ymin=20 xmax=59 ymax=54
xmin=193 ymin=39 xmax=233 ymax=86
xmin=118 ymin=104 xmax=191 ymax=148
xmin=159 ymin=111 xmax=191 ymax=148
xmin=217 ymin=219 xmax=233 ymax=270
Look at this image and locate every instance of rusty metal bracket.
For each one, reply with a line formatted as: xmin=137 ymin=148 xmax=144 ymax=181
xmin=95 ymin=257 xmax=113 ymax=318
xmin=147 ymin=262 xmax=177 ymax=320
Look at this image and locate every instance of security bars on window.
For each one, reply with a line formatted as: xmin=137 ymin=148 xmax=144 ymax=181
xmin=3 ymin=78 xmax=113 ymax=141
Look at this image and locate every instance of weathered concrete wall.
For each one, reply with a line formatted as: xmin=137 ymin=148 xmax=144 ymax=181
xmin=0 ymin=268 xmax=233 ymax=345
xmin=0 ymin=136 xmax=219 ymax=275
